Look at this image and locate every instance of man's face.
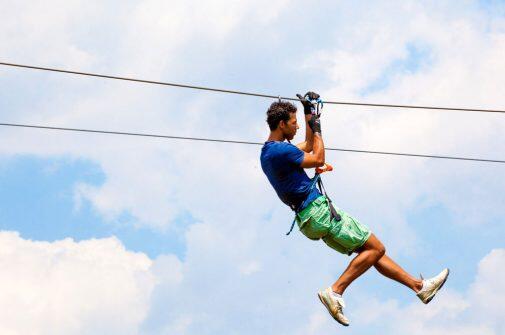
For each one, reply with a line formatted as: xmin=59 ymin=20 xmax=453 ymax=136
xmin=280 ymin=112 xmax=299 ymax=140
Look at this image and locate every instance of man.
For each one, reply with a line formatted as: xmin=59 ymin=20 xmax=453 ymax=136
xmin=260 ymin=92 xmax=449 ymax=326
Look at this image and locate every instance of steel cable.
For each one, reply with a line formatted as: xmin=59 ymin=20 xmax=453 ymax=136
xmin=1 ymin=122 xmax=503 ymax=164
xmin=1 ymin=61 xmax=504 ymax=114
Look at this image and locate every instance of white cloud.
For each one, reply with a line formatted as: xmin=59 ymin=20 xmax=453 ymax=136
xmin=468 ymin=249 xmax=505 ymax=329
xmin=294 ymin=311 xmax=330 ymax=335
xmin=0 ymin=231 xmax=157 ymax=335
xmin=238 ymin=260 xmax=261 ymax=276
xmin=159 ymin=315 xmax=193 ymax=335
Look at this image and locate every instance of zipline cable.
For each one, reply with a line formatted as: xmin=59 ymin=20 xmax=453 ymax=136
xmin=1 ymin=122 xmax=503 ymax=164
xmin=1 ymin=61 xmax=505 ymax=114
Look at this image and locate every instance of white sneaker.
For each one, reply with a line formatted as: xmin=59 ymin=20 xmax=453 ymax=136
xmin=317 ymin=287 xmax=350 ymax=326
xmin=416 ymin=268 xmax=450 ymax=304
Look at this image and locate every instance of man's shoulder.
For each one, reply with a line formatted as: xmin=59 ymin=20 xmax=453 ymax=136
xmin=262 ymin=142 xmax=295 ymax=160
xmin=262 ymin=141 xmax=304 ymax=168
xmin=263 ymin=141 xmax=299 ymax=152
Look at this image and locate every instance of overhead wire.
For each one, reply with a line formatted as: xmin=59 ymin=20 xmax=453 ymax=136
xmin=1 ymin=61 xmax=503 ymax=164
xmin=1 ymin=61 xmax=505 ymax=114
xmin=1 ymin=122 xmax=503 ymax=164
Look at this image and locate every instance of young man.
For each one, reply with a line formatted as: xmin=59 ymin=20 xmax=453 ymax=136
xmin=260 ymin=93 xmax=449 ymax=326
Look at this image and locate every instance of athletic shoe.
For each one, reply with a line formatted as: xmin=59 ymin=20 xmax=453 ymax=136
xmin=317 ymin=287 xmax=349 ymax=326
xmin=416 ymin=268 xmax=450 ymax=304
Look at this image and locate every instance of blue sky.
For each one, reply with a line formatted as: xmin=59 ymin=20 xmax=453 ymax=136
xmin=0 ymin=156 xmax=190 ymax=259
xmin=0 ymin=1 xmax=504 ymax=334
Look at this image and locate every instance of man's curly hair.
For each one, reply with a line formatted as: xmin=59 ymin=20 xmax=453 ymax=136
xmin=266 ymin=101 xmax=297 ymax=131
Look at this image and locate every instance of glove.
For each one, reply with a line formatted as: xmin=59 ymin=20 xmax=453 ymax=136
xmin=296 ymin=91 xmax=320 ymax=115
xmin=308 ymin=114 xmax=322 ymax=134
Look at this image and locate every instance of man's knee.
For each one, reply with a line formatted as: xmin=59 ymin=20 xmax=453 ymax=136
xmin=370 ymin=235 xmax=386 ymax=258
xmin=357 ymin=234 xmax=386 ymax=257
xmin=375 ymin=242 xmax=386 ymax=258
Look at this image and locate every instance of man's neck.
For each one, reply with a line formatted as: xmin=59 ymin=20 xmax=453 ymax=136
xmin=268 ymin=130 xmax=285 ymax=142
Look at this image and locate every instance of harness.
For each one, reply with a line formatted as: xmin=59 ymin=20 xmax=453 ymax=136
xmin=285 ymin=93 xmax=341 ymax=235
xmin=286 ymin=171 xmax=341 ymax=235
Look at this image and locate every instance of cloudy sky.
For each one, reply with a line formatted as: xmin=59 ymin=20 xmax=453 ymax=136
xmin=0 ymin=1 xmax=504 ymax=334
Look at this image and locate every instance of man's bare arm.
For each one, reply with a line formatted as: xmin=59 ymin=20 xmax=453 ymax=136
xmin=296 ymin=113 xmax=315 ymax=153
xmin=300 ymin=133 xmax=325 ymax=168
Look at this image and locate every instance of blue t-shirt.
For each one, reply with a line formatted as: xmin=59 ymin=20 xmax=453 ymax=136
xmin=260 ymin=141 xmax=321 ymax=211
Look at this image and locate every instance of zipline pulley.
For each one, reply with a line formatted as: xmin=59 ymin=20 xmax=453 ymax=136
xmin=304 ymin=93 xmax=324 ymax=116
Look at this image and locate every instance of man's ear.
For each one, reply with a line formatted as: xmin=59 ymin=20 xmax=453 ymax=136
xmin=278 ymin=120 xmax=286 ymax=129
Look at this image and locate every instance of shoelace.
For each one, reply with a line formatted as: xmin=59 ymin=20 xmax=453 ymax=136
xmin=330 ymin=292 xmax=346 ymax=309
xmin=419 ymin=273 xmax=437 ymax=291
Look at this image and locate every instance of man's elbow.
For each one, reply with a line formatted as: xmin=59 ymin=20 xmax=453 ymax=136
xmin=316 ymin=158 xmax=325 ymax=167
xmin=303 ymin=146 xmax=314 ymax=154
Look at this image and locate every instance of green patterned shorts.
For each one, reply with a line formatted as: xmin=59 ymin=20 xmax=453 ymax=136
xmin=296 ymin=195 xmax=372 ymax=255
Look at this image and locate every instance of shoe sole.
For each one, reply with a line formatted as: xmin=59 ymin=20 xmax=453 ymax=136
xmin=317 ymin=292 xmax=349 ymax=327
xmin=424 ymin=268 xmax=450 ymax=304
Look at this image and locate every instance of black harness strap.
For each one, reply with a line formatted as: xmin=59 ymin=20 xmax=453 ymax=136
xmin=317 ymin=176 xmax=342 ymax=223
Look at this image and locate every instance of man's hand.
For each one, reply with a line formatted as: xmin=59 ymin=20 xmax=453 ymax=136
xmin=308 ymin=114 xmax=322 ymax=135
xmin=296 ymin=91 xmax=320 ymax=115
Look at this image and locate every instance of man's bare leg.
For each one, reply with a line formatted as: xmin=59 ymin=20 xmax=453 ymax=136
xmin=330 ymin=233 xmax=424 ymax=295
xmin=374 ymin=254 xmax=423 ymax=292
xmin=331 ymin=234 xmax=385 ymax=295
